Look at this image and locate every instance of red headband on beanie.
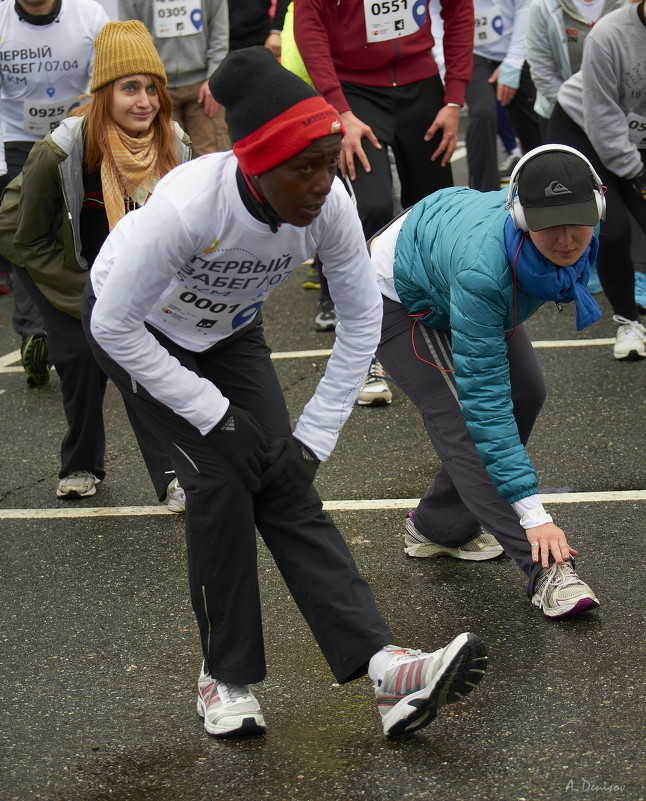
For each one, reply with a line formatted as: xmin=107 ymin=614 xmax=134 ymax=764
xmin=233 ymin=96 xmax=344 ymax=175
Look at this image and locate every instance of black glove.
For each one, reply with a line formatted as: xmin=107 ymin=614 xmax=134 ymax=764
xmin=205 ymin=405 xmax=268 ymax=492
xmin=631 ymin=169 xmax=646 ymax=201
xmin=259 ymin=436 xmax=320 ymax=511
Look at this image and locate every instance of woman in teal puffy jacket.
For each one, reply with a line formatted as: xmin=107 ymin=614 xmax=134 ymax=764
xmin=371 ymin=145 xmax=602 ymax=619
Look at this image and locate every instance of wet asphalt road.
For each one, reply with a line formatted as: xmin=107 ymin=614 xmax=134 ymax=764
xmin=1 ymin=177 xmax=645 ymax=799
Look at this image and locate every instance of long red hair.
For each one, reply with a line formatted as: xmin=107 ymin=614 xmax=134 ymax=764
xmin=68 ymin=75 xmax=178 ymax=177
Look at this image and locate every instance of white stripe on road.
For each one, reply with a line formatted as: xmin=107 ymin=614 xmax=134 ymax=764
xmin=0 ymin=349 xmax=22 ymax=368
xmin=531 ymin=338 xmax=614 ymax=348
xmin=271 ymin=340 xmax=619 ymax=355
xmin=1 ymin=489 xmax=644 ymax=519
xmin=0 ymin=338 xmax=619 ymax=373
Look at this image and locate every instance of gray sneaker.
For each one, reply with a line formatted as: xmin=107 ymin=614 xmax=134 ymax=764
xmin=498 ymin=151 xmax=521 ymax=184
xmin=376 ymin=633 xmax=488 ymax=738
xmin=197 ymin=662 xmax=265 ymax=737
xmin=314 ymin=294 xmax=338 ymax=331
xmin=531 ymin=561 xmax=599 ymax=618
xmin=404 ymin=512 xmax=503 ymax=560
xmin=166 ymin=477 xmax=186 ymax=513
xmin=56 ymin=471 xmax=101 ymax=499
xmin=356 ymin=357 xmax=393 ymax=406
xmin=612 ymin=315 xmax=646 ymax=360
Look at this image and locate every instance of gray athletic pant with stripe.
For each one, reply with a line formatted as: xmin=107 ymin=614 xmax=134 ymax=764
xmin=377 ymin=297 xmax=546 ymax=597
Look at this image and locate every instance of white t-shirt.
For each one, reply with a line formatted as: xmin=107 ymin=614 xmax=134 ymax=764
xmin=572 ymin=0 xmax=607 ymax=25
xmin=90 ymin=152 xmax=383 ymax=460
xmin=371 ymin=210 xmax=411 ymax=303
xmin=0 ymin=0 xmax=109 ymax=142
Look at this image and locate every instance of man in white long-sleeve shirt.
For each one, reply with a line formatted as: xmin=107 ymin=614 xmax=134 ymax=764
xmin=82 ymin=46 xmax=489 ymax=740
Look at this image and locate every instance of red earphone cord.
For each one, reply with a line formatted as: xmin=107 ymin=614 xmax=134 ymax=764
xmin=409 ymin=233 xmax=523 ymax=372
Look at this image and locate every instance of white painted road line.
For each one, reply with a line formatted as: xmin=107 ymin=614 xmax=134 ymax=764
xmin=1 ymin=489 xmax=644 ymax=519
xmin=0 ymin=338 xmax=619 ymax=374
xmin=531 ymin=338 xmax=614 ymax=348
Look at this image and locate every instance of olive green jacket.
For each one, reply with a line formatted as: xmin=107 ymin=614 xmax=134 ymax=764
xmin=0 ymin=116 xmax=192 ymax=318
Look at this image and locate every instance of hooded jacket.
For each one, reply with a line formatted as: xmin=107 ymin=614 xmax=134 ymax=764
xmin=526 ymin=0 xmax=624 ymax=119
xmin=0 ymin=115 xmax=192 ymax=318
xmin=557 ymin=2 xmax=646 ymax=180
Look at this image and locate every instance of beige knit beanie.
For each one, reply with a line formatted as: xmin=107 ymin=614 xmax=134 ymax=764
xmin=90 ymin=21 xmax=167 ymax=92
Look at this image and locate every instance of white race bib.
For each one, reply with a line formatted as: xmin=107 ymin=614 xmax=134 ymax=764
xmin=473 ymin=2 xmax=504 ymax=46
xmin=23 ymin=96 xmax=84 ymax=136
xmin=627 ymin=112 xmax=646 ymax=149
xmin=153 ymin=0 xmax=203 ymax=38
xmin=363 ymin=0 xmax=427 ymax=43
xmin=148 ymin=283 xmax=264 ymax=338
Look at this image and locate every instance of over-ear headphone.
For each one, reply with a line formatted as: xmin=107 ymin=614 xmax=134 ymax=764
xmin=506 ymin=143 xmax=606 ymax=231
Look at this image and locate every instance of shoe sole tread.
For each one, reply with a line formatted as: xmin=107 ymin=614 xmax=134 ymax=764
xmin=23 ymin=335 xmax=50 ymax=384
xmin=56 ymin=486 xmax=97 ymax=498
xmin=532 ymin=594 xmax=599 ymax=618
xmin=383 ymin=633 xmax=487 ymax=738
xmin=356 ymin=397 xmax=392 ymax=406
xmin=404 ymin=540 xmax=503 ymax=561
xmin=197 ymin=698 xmax=266 ymax=737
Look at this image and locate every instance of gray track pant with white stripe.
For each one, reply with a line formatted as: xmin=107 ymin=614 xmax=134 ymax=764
xmin=377 ymin=296 xmax=546 ymax=597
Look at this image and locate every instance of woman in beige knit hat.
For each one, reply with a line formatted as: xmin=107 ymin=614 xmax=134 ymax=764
xmin=0 ymin=20 xmax=192 ymax=507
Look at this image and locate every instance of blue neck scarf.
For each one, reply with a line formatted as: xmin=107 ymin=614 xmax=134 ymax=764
xmin=503 ymin=216 xmax=601 ymax=331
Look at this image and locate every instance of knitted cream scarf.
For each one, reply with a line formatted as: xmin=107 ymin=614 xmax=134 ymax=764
xmin=101 ymin=122 xmax=160 ymax=230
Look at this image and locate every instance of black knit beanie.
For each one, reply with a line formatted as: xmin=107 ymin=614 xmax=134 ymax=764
xmin=209 ymin=46 xmax=343 ymax=174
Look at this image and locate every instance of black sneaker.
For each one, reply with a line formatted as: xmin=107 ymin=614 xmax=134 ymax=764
xmin=21 ymin=329 xmax=50 ymax=386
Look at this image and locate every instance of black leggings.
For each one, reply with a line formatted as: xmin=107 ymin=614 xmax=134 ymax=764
xmin=548 ymin=103 xmax=646 ymax=320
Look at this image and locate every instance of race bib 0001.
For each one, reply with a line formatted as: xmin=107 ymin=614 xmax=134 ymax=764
xmin=148 ymin=283 xmax=264 ymax=338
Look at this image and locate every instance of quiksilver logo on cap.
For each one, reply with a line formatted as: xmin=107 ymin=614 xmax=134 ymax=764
xmin=545 ymin=180 xmax=572 ymax=197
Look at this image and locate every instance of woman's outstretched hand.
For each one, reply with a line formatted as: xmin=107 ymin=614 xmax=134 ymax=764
xmin=526 ymin=522 xmax=578 ymax=569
